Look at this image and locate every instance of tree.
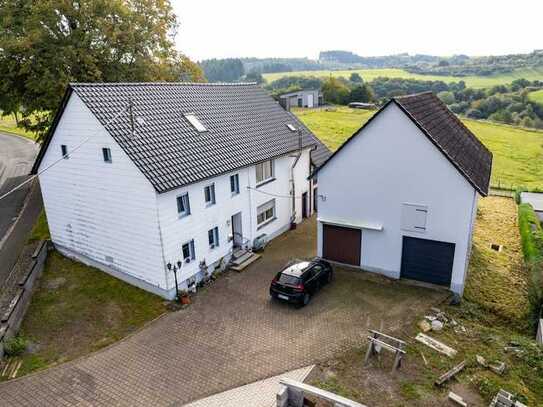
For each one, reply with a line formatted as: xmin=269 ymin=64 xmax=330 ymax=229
xmin=321 ymin=77 xmax=350 ymax=105
xmin=349 ymin=84 xmax=374 ymax=103
xmin=0 ymin=0 xmax=203 ymax=139
xmin=437 ymin=91 xmax=456 ymax=105
xmin=199 ymin=59 xmax=244 ymax=82
xmin=245 ymin=71 xmax=264 ymax=84
xmin=349 ymin=73 xmax=363 ymax=83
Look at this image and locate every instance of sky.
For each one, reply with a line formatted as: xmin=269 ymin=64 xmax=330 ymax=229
xmin=172 ymin=0 xmax=543 ymax=61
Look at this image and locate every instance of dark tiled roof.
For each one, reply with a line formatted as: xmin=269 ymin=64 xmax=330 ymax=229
xmin=55 ymin=83 xmax=328 ymax=193
xmin=394 ymin=92 xmax=492 ymax=195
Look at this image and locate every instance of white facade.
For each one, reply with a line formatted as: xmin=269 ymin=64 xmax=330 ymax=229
xmin=38 ymin=93 xmax=314 ymax=299
xmin=316 ymin=102 xmax=479 ymax=294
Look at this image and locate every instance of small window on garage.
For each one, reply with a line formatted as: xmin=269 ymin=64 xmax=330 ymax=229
xmin=401 ymin=203 xmax=428 ymax=232
xmin=102 ymin=147 xmax=112 ymax=163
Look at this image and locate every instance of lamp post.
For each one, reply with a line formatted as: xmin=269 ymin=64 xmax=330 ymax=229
xmin=167 ymin=260 xmax=182 ymax=301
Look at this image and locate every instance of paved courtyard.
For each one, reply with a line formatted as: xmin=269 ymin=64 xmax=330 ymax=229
xmin=0 ymin=218 xmax=446 ymax=406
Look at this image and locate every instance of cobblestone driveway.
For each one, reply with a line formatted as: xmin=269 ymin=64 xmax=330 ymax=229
xmin=0 ymin=218 xmax=446 ymax=406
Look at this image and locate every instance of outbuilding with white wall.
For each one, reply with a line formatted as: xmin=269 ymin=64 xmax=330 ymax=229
xmin=312 ymin=92 xmax=492 ymax=295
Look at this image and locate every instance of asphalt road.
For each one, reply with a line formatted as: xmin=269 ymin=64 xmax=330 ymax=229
xmin=0 ymin=132 xmax=41 ymax=287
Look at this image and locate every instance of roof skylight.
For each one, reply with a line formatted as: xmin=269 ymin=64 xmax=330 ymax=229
xmin=185 ymin=114 xmax=207 ymax=132
xmin=286 ymin=124 xmax=297 ymax=132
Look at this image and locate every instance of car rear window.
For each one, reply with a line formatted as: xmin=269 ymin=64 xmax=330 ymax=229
xmin=277 ymin=273 xmax=300 ymax=285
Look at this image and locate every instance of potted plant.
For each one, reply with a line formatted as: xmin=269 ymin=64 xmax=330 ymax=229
xmin=179 ymin=290 xmax=191 ymax=305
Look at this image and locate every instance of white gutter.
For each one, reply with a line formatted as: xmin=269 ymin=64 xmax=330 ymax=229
xmin=317 ymin=217 xmax=383 ymax=231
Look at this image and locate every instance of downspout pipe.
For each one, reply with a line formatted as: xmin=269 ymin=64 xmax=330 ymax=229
xmin=289 ymin=130 xmax=303 ymax=228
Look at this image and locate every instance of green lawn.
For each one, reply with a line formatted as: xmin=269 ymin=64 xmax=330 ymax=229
xmin=294 ymin=107 xmax=543 ymax=190
xmin=264 ymin=67 xmax=543 ymax=89
xmin=4 ymin=213 xmax=168 ymax=378
xmin=0 ymin=114 xmax=37 ymax=140
xmin=529 ymin=89 xmax=543 ymax=104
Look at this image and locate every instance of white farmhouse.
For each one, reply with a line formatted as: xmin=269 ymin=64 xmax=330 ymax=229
xmin=312 ymin=92 xmax=492 ymax=295
xmin=32 ymin=83 xmax=330 ymax=299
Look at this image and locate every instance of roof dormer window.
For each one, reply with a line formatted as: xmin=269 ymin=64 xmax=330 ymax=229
xmin=184 ymin=114 xmax=207 ymax=132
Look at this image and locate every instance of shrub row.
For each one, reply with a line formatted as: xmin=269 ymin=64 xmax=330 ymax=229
xmin=518 ymin=203 xmax=543 ymax=331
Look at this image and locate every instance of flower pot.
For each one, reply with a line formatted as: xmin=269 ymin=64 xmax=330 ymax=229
xmin=180 ymin=295 xmax=191 ymax=305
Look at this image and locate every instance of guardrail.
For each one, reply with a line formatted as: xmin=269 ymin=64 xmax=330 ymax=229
xmin=277 ymin=378 xmax=367 ymax=407
xmin=0 ymin=240 xmax=49 ymax=358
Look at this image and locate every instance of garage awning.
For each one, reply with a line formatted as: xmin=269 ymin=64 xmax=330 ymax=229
xmin=318 ymin=217 xmax=383 ymax=231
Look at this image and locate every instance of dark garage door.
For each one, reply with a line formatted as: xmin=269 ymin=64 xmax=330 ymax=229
xmin=400 ymin=236 xmax=455 ymax=286
xmin=323 ymin=224 xmax=361 ymax=266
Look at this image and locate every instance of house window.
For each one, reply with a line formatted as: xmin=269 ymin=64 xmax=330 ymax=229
xmin=230 ymin=174 xmax=240 ymax=195
xmin=297 ymin=98 xmax=303 ymax=107
xmin=182 ymin=240 xmax=196 ymax=262
xmin=401 ymin=203 xmax=428 ymax=232
xmin=61 ymin=144 xmax=68 ymax=159
xmin=208 ymin=227 xmax=219 ymax=249
xmin=176 ymin=193 xmax=191 ymax=217
xmin=256 ymin=160 xmax=274 ymax=185
xmin=204 ymin=184 xmax=216 ymax=206
xmin=184 ymin=114 xmax=207 ymax=132
xmin=257 ymin=199 xmax=276 ymax=226
xmin=102 ymin=148 xmax=112 ymax=163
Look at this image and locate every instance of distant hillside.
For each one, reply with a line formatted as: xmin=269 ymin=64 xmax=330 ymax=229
xmin=200 ymin=51 xmax=543 ymax=84
xmin=318 ymin=50 xmax=441 ymax=68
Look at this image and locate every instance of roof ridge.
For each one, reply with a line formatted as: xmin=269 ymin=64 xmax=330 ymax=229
xmin=70 ymin=82 xmax=258 ymax=87
xmin=393 ymin=91 xmax=433 ymax=100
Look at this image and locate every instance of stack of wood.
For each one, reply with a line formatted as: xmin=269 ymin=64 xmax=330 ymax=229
xmin=489 ymin=389 xmax=527 ymax=407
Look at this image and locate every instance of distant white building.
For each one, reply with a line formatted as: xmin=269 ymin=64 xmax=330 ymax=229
xmin=312 ymin=92 xmax=492 ymax=295
xmin=279 ymin=89 xmax=323 ymax=110
xmin=32 ymin=83 xmax=330 ymax=299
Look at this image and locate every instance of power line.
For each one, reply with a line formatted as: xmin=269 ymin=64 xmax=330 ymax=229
xmin=0 ymin=102 xmax=131 ymax=202
xmin=246 ymin=186 xmax=305 ymax=200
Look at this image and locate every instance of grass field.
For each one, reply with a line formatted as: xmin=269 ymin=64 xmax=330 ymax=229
xmin=294 ymin=107 xmax=543 ymax=190
xmin=0 ymin=114 xmax=36 ymax=140
xmin=310 ymin=196 xmax=543 ymax=405
xmin=529 ymin=89 xmax=543 ymax=104
xmin=264 ymin=67 xmax=543 ymax=89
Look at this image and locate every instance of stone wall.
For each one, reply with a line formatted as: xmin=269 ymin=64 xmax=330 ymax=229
xmin=0 ymin=240 xmax=49 ymax=358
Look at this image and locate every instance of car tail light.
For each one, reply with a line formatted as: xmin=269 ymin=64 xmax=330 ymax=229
xmin=294 ymin=283 xmax=304 ymax=292
xmin=271 ymin=276 xmax=278 ymax=285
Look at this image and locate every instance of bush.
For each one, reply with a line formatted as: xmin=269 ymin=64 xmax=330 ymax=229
xmin=518 ymin=203 xmax=543 ymax=331
xmin=4 ymin=336 xmax=27 ymax=356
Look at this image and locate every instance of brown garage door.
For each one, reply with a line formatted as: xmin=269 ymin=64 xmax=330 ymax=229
xmin=323 ymin=224 xmax=361 ymax=266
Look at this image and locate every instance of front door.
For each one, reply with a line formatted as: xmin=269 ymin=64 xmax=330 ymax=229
xmin=307 ymin=94 xmax=314 ymax=108
xmin=231 ymin=212 xmax=243 ymax=248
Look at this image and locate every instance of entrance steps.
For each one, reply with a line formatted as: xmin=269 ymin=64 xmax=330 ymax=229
xmin=230 ymin=249 xmax=261 ymax=272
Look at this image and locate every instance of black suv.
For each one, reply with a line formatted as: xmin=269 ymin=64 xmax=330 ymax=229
xmin=269 ymin=259 xmax=333 ymax=307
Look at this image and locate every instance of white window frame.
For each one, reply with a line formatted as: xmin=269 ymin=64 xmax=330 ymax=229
xmin=204 ymin=183 xmax=216 ymax=206
xmin=182 ymin=239 xmax=196 ymax=262
xmin=176 ymin=193 xmax=191 ymax=218
xmin=102 ymin=147 xmax=112 ymax=163
xmin=230 ymin=173 xmax=240 ymax=195
xmin=257 ymin=199 xmax=276 ymax=227
xmin=208 ymin=226 xmax=219 ymax=249
xmin=256 ymin=160 xmax=274 ymax=185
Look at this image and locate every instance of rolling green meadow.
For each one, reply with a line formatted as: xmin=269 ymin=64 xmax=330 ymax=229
xmin=294 ymin=107 xmax=543 ymax=190
xmin=529 ymin=89 xmax=543 ymax=104
xmin=265 ymin=67 xmax=543 ymax=89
